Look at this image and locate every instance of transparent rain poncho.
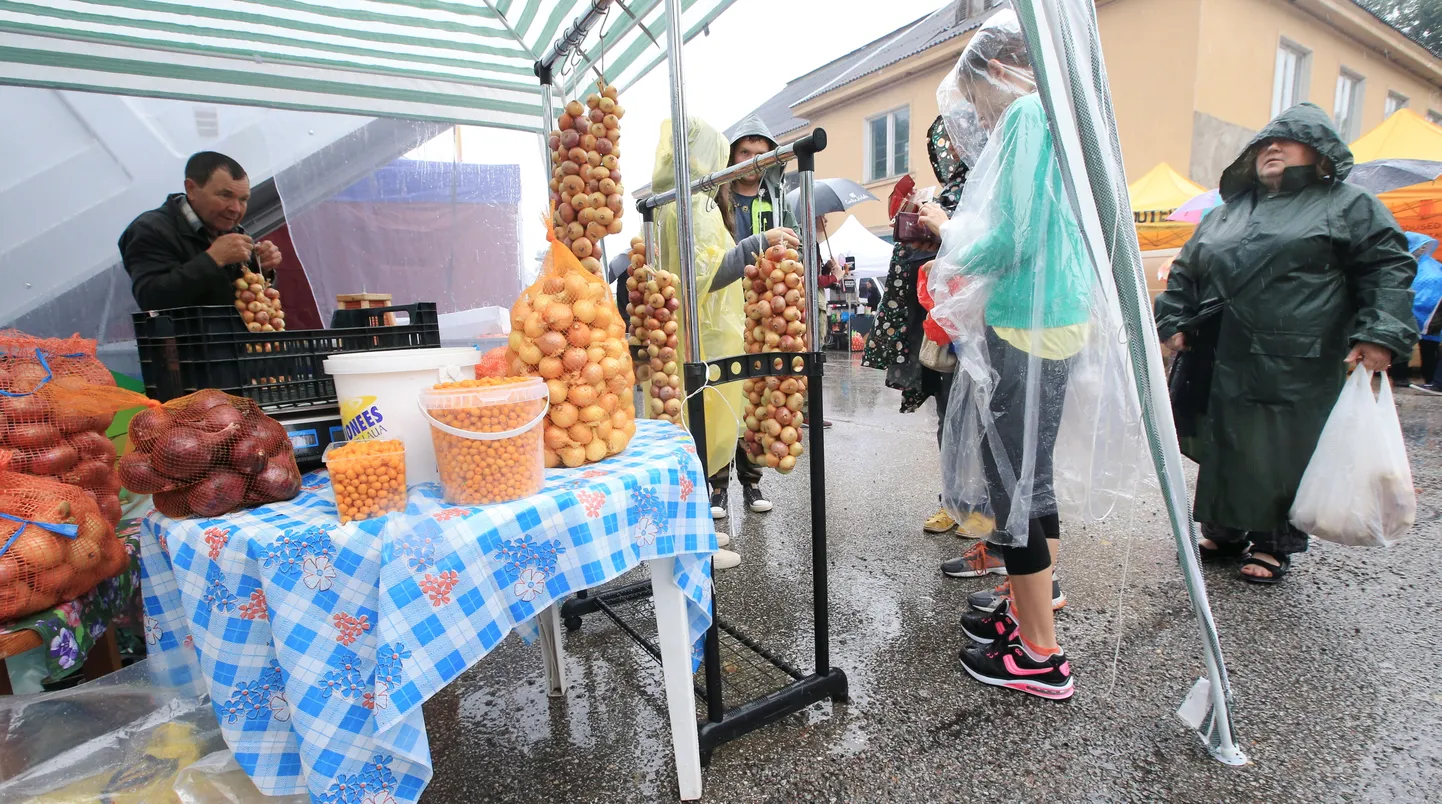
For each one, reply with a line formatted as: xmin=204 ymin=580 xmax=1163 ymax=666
xmin=929 ymin=9 xmax=1148 ymax=546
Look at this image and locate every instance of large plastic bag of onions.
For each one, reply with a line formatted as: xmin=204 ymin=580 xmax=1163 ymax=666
xmin=507 ymin=226 xmax=636 ymax=467
xmin=120 ymin=390 xmax=302 ymax=519
xmin=0 ymin=450 xmax=129 ymax=622
xmin=0 ymin=330 xmax=157 ymax=526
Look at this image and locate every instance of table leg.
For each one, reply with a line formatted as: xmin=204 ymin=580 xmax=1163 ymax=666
xmin=649 ymin=558 xmax=703 ymax=801
xmin=538 ymin=604 xmax=567 ymax=698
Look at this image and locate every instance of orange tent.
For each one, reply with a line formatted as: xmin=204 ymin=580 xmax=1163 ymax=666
xmin=1349 ymin=110 xmax=1442 ymax=247
xmin=1128 ymin=163 xmax=1205 ymax=250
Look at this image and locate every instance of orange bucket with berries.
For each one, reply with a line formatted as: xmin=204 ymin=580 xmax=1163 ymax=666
xmin=418 ymin=377 xmax=550 ymax=506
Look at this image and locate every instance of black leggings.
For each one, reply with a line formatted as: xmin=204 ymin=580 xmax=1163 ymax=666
xmin=979 ymin=329 xmax=1073 ymax=577
xmin=997 ymin=513 xmax=1060 ymax=576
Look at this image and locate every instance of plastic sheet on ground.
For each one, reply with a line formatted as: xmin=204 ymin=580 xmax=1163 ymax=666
xmin=929 ymin=9 xmax=1150 ymax=546
xmin=0 ymin=656 xmax=299 ymax=803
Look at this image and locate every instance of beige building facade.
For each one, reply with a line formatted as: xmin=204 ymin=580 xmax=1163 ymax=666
xmin=761 ymin=0 xmax=1442 ymax=235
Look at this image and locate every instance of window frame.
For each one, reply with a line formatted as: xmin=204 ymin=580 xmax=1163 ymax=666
xmin=864 ymin=105 xmax=911 ymax=183
xmin=1385 ymin=91 xmax=1410 ymax=118
xmin=1333 ymin=67 xmax=1365 ymax=141
xmin=1271 ymin=38 xmax=1311 ymax=118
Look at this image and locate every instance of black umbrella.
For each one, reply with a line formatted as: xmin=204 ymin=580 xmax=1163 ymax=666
xmin=784 ymin=178 xmax=879 ymax=217
xmin=1347 ymin=159 xmax=1442 ymax=194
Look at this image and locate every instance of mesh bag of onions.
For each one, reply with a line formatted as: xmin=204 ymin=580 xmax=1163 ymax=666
xmin=120 ymin=390 xmax=303 ymax=519
xmin=0 ymin=330 xmax=158 ymax=527
xmin=507 ymin=223 xmax=636 ymax=468
xmin=0 ymin=449 xmax=129 ymax=622
xmin=549 ymin=78 xmax=625 ymax=277
xmin=741 ymin=245 xmax=809 ymax=474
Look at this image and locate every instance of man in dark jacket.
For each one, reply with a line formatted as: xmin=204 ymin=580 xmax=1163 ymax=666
xmin=1155 ymin=103 xmax=1416 ymax=583
xmin=119 ymin=151 xmax=281 ymax=310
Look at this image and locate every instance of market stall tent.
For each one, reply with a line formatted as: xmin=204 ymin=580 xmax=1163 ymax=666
xmin=1350 ymin=108 xmax=1442 ymax=162
xmin=1349 ymin=110 xmax=1442 ymax=251
xmin=1128 ymin=162 xmax=1204 ymax=252
xmin=823 ymin=214 xmax=894 ymax=285
xmin=0 ymin=1 xmax=737 ymax=129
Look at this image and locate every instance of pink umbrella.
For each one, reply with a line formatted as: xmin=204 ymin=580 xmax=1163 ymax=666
xmin=1166 ymin=188 xmax=1222 ymax=223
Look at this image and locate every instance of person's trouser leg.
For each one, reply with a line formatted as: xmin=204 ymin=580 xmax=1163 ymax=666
xmin=1420 ymin=340 xmax=1439 ymax=385
xmin=1200 ymin=523 xmax=1249 ymax=547
xmin=1247 ymin=524 xmax=1309 ymax=557
xmin=734 ymin=441 xmax=763 ymax=486
xmin=997 ymin=515 xmax=1060 ymax=649
xmin=933 ymin=368 xmax=954 ymax=452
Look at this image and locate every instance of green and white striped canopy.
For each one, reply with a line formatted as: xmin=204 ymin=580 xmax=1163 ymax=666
xmin=0 ymin=0 xmax=736 ymax=131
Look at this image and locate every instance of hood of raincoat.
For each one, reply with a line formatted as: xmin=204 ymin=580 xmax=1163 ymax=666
xmin=654 ymin=117 xmax=730 ymax=195
xmin=727 ymin=113 xmax=786 ymax=196
xmin=1219 ymin=103 xmax=1354 ymax=200
xmin=937 ymin=8 xmax=1035 ymax=168
xmin=1407 ymin=231 xmax=1439 ymax=257
xmin=652 ymin=117 xmax=745 ymax=473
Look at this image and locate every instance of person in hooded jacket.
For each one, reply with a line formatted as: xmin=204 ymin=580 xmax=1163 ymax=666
xmin=707 ymin=114 xmax=802 ymax=516
xmin=1155 ymin=102 xmax=1417 ymax=584
xmin=1403 ymin=232 xmax=1442 ymax=393
xmin=653 ymin=116 xmax=798 ymax=570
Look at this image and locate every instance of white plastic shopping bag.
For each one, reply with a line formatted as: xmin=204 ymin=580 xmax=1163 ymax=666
xmin=1291 ymin=369 xmax=1415 ymax=546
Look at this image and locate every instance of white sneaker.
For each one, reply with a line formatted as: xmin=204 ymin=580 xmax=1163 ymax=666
xmin=713 ymin=549 xmax=741 ymax=570
xmin=716 ymin=532 xmax=731 ymax=548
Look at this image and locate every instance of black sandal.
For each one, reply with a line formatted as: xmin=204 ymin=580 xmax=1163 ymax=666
xmin=1197 ymin=538 xmax=1249 ymax=562
xmin=1239 ymin=552 xmax=1290 ymax=585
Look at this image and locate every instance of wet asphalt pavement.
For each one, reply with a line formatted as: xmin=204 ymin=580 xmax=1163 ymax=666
xmin=419 ymin=352 xmax=1442 ymax=803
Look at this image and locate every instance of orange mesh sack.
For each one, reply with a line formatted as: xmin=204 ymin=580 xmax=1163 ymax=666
xmin=506 ymin=224 xmax=636 ymax=468
xmin=120 ymin=390 xmax=302 ymax=519
xmin=0 ymin=330 xmax=158 ymax=527
xmin=0 ymin=451 xmax=128 ymax=622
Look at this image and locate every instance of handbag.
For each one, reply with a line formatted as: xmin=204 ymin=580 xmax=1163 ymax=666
xmin=919 ymin=338 xmax=956 ymax=372
xmin=1166 ymin=299 xmax=1225 ymax=439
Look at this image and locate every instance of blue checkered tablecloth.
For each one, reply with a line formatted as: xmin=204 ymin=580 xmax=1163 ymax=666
xmin=139 ymin=419 xmax=716 ymax=803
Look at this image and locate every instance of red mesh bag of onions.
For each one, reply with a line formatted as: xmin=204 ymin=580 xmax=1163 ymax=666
xmin=0 ymin=450 xmax=128 ymax=622
xmin=0 ymin=330 xmax=158 ymax=527
xmin=120 ymin=390 xmax=303 ymax=519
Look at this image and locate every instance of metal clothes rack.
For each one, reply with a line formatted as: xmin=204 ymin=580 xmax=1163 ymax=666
xmin=531 ymin=0 xmax=848 ymax=765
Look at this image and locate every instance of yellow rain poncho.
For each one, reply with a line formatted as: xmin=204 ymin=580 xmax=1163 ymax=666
xmin=652 ymin=118 xmax=745 ymax=474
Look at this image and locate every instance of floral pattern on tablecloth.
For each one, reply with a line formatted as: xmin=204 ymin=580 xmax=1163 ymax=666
xmin=138 ymin=419 xmax=716 ymax=803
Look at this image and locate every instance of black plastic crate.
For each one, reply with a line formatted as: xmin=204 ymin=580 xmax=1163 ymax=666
xmin=133 ymin=303 xmax=440 ymax=407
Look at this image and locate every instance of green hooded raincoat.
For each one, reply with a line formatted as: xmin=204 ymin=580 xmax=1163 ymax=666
xmin=1154 ymin=102 xmax=1418 ymax=533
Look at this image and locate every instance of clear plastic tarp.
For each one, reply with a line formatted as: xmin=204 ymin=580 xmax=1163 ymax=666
xmin=929 ymin=9 xmax=1149 ymax=547
xmin=267 ymin=122 xmax=529 ymax=326
xmin=0 ymin=657 xmax=302 ymax=803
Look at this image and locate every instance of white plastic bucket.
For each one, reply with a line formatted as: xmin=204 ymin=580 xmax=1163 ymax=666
xmin=323 ymin=347 xmax=481 ymax=484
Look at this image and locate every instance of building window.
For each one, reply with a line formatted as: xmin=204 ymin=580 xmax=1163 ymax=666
xmin=1272 ymin=39 xmax=1310 ymax=118
xmin=866 ymin=107 xmax=910 ymax=182
xmin=1429 ymin=110 xmax=1442 ymax=126
xmin=1333 ymin=69 xmax=1365 ymax=141
xmin=1386 ymin=91 xmax=1410 ymax=118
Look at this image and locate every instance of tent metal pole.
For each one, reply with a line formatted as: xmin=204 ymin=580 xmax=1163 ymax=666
xmin=1012 ymin=0 xmax=1245 ymax=766
xmin=536 ymin=0 xmax=615 ymax=78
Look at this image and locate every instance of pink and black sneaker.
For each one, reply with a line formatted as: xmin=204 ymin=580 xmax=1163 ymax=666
xmin=959 ymin=598 xmax=1019 ymax=644
xmin=959 ymin=635 xmax=1074 ymax=701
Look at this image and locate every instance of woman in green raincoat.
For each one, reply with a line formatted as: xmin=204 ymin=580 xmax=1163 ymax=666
xmin=1154 ymin=102 xmax=1417 ymax=584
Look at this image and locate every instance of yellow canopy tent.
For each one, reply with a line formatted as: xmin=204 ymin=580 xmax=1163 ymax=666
xmin=1350 ymin=109 xmax=1442 ymax=250
xmin=1349 ymin=108 xmax=1442 ymax=162
xmin=1129 ymin=162 xmax=1206 ymax=250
